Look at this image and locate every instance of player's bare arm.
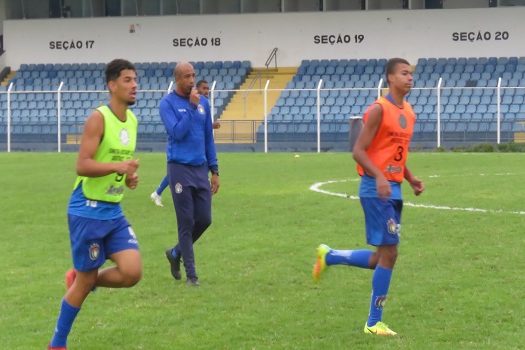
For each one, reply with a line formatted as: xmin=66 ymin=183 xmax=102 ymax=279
xmin=352 ymin=104 xmax=391 ymax=198
xmin=404 ymin=167 xmax=424 ymax=196
xmin=76 ymin=111 xmax=139 ymax=177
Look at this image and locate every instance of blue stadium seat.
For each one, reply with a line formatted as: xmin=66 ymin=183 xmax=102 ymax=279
xmin=350 ymin=105 xmax=363 ymax=116
xmin=466 ymin=122 xmax=479 ymax=132
xmin=514 ymin=88 xmax=525 ymax=96
xmin=302 ymin=97 xmax=314 ymax=106
xmin=444 ymin=122 xmax=456 ymax=132
xmin=323 ymin=96 xmax=335 ymax=106
xmin=417 ymin=96 xmax=428 ymax=105
xmin=486 ymin=104 xmax=499 ymax=114
xmin=441 ymin=113 xmax=452 ymax=122
xmin=338 ymin=105 xmax=350 ymax=115
xmin=456 ymin=122 xmax=467 ymax=132
xmin=447 ymin=88 xmax=460 ymax=97
xmin=331 ymin=96 xmax=345 ymax=106
xmin=476 ymin=105 xmax=488 ymax=114
xmin=513 ymin=95 xmax=524 ymax=104
xmin=154 ymin=124 xmax=164 ymax=134
xmin=501 ymin=95 xmax=513 ymax=105
xmin=330 ymin=105 xmax=341 ymax=115
xmin=423 ymin=105 xmax=434 ymax=114
xmin=407 ymin=95 xmax=417 ymax=105
xmin=418 ymin=113 xmax=430 ymax=121
xmin=480 ymin=112 xmax=492 ymax=121
xmin=448 ymin=95 xmax=459 ymax=105
xmin=423 ymin=122 xmax=436 ymax=132
xmin=501 ymin=122 xmax=512 ymax=132
xmin=458 ymin=95 xmax=470 ymax=105
xmin=290 ymin=90 xmax=300 ymax=99
xmin=444 ymin=105 xmax=455 ymax=114
xmin=270 ymin=114 xmax=283 ymax=122
xmin=508 ymin=104 xmax=520 ymax=113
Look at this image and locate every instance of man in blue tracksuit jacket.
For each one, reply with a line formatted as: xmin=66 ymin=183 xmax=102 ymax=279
xmin=160 ymin=61 xmax=220 ymax=286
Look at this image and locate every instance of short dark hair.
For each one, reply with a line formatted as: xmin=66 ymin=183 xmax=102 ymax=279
xmin=105 ymin=59 xmax=135 ymax=84
xmin=385 ymin=58 xmax=410 ymax=85
xmin=196 ymin=79 xmax=208 ymax=87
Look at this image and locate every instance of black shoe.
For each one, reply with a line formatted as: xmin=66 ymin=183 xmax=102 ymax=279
xmin=186 ymin=277 xmax=200 ymax=286
xmin=165 ymin=249 xmax=181 ymax=280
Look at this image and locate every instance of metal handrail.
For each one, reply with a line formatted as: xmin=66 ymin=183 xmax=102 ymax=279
xmin=242 ymin=48 xmax=279 ymax=117
xmin=265 ymin=47 xmax=278 ymax=69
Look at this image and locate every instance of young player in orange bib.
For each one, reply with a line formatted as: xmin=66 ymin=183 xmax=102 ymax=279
xmin=313 ymin=58 xmax=424 ymax=336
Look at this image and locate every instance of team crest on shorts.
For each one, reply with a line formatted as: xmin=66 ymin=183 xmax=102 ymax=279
xmin=89 ymin=243 xmax=100 ymax=261
xmin=387 ymin=218 xmax=398 ymax=235
xmin=119 ymin=128 xmax=130 ymax=146
xmin=175 ymin=182 xmax=183 ymax=194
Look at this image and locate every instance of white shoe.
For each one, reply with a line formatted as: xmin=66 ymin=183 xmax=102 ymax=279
xmin=150 ymin=192 xmax=164 ymax=207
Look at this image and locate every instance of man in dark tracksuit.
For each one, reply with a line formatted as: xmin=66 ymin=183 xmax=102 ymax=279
xmin=159 ymin=62 xmax=220 ymax=286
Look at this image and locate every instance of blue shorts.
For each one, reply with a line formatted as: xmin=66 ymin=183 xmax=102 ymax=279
xmin=68 ymin=215 xmax=139 ymax=272
xmin=360 ymin=197 xmax=403 ymax=246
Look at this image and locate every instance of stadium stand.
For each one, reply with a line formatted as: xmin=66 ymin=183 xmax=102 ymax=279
xmin=0 ymin=60 xmax=250 ymax=146
xmin=410 ymin=56 xmax=525 ymax=144
xmin=2 ymin=57 xmax=525 ymax=149
xmin=257 ymin=56 xmax=525 ymax=147
xmin=257 ymin=58 xmax=385 ymax=145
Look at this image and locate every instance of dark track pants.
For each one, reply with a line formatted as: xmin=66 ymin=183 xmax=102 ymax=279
xmin=168 ymin=162 xmax=212 ymax=279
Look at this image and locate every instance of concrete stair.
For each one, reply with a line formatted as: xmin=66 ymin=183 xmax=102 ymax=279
xmin=214 ymin=67 xmax=297 ymax=143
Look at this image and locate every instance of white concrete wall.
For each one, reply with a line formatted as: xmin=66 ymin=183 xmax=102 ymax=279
xmin=3 ymin=7 xmax=523 ymax=69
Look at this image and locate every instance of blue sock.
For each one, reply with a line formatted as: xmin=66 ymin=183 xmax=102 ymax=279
xmin=326 ymin=249 xmax=373 ymax=269
xmin=367 ymin=266 xmax=393 ymax=327
xmin=50 ymin=299 xmax=80 ymax=347
xmin=156 ymin=176 xmax=169 ymax=195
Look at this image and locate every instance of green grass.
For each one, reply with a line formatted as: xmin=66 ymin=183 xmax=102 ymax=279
xmin=1 ymin=152 xmax=524 ymax=349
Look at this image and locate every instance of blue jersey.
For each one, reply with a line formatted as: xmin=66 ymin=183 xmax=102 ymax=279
xmin=159 ymin=91 xmax=218 ymax=171
xmin=68 ymin=183 xmax=123 ymax=220
xmin=359 ymin=174 xmax=402 ymax=200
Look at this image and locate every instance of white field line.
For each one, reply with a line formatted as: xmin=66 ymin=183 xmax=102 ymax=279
xmin=428 ymin=172 xmax=516 ymax=178
xmin=309 ymin=178 xmax=525 ymax=216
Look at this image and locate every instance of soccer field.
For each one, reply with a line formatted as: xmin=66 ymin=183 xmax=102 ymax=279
xmin=0 ymin=152 xmax=524 ymax=350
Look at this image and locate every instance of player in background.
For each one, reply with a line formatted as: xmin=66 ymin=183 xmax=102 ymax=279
xmin=312 ymin=58 xmax=424 ymax=336
xmin=196 ymin=79 xmax=221 ymax=130
xmin=150 ymin=79 xmax=219 ymax=207
xmin=48 ymin=59 xmax=142 ymax=349
xmin=161 ymin=62 xmax=219 ymax=286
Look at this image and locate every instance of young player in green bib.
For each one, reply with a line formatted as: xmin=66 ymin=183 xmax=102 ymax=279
xmin=48 ymin=59 xmax=141 ymax=350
